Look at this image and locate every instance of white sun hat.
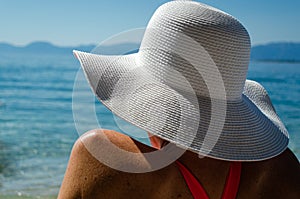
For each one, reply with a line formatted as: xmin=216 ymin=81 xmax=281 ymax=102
xmin=73 ymin=1 xmax=289 ymax=161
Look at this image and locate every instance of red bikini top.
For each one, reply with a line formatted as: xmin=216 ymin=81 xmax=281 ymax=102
xmin=176 ymin=160 xmax=242 ymax=199
xmin=149 ymin=138 xmax=241 ymax=199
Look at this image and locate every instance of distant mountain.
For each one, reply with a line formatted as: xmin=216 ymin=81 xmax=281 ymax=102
xmin=0 ymin=41 xmax=299 ymax=62
xmin=0 ymin=41 xmax=141 ymax=66
xmin=0 ymin=41 xmax=96 ymax=55
xmin=251 ymin=42 xmax=300 ymax=62
xmin=0 ymin=41 xmax=140 ymax=55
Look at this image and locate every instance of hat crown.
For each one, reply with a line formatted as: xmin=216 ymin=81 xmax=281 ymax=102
xmin=139 ymin=1 xmax=251 ymax=100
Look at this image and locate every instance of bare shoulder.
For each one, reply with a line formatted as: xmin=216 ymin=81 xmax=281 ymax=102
xmin=265 ymin=148 xmax=300 ymax=198
xmin=269 ymin=148 xmax=300 ymax=172
xmin=239 ymin=148 xmax=300 ymax=199
xmin=58 ymin=129 xmax=165 ymax=199
xmin=76 ymin=129 xmax=156 ymax=167
xmin=266 ymin=148 xmax=300 ymax=189
xmin=263 ymin=148 xmax=300 ymax=186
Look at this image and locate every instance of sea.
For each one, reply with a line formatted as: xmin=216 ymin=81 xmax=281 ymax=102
xmin=0 ymin=52 xmax=299 ymax=198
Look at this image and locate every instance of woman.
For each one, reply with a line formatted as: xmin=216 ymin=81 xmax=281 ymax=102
xmin=58 ymin=1 xmax=300 ymax=198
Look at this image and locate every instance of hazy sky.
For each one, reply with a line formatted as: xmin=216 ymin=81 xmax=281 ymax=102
xmin=0 ymin=0 xmax=299 ymax=46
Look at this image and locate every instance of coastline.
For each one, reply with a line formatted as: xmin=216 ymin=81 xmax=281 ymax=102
xmin=251 ymin=59 xmax=300 ymax=64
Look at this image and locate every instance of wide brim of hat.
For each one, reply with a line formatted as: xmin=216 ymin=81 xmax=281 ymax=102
xmin=73 ymin=50 xmax=289 ymax=161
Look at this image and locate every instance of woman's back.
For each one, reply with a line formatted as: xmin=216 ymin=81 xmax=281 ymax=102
xmin=58 ymin=129 xmax=300 ymax=199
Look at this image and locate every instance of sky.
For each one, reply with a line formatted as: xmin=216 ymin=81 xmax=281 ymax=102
xmin=0 ymin=0 xmax=299 ymax=47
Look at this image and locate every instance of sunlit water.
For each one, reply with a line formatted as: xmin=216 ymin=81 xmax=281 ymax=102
xmin=0 ymin=54 xmax=299 ymax=198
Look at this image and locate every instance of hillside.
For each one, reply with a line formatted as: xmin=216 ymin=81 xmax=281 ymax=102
xmin=0 ymin=41 xmax=299 ymax=62
xmin=0 ymin=41 xmax=95 ymax=55
xmin=250 ymin=42 xmax=300 ymax=62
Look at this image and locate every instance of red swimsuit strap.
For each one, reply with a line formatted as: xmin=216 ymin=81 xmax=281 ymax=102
xmin=175 ymin=161 xmax=242 ymax=199
xmin=221 ymin=161 xmax=242 ymax=199
xmin=176 ymin=160 xmax=209 ymax=199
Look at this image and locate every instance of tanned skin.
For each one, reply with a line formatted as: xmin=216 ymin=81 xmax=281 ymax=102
xmin=58 ymin=129 xmax=300 ymax=199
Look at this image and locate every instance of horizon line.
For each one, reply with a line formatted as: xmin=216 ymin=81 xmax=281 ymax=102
xmin=1 ymin=40 xmax=300 ymax=48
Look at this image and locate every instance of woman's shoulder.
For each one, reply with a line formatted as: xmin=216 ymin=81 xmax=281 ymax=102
xmin=71 ymin=129 xmax=158 ymax=175
xmin=77 ymin=129 xmax=156 ymax=154
xmin=59 ymin=129 xmax=183 ymax=198
xmin=238 ymin=148 xmax=300 ymax=198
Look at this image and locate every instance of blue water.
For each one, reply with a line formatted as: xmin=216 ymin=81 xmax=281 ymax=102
xmin=0 ymin=55 xmax=299 ymax=197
